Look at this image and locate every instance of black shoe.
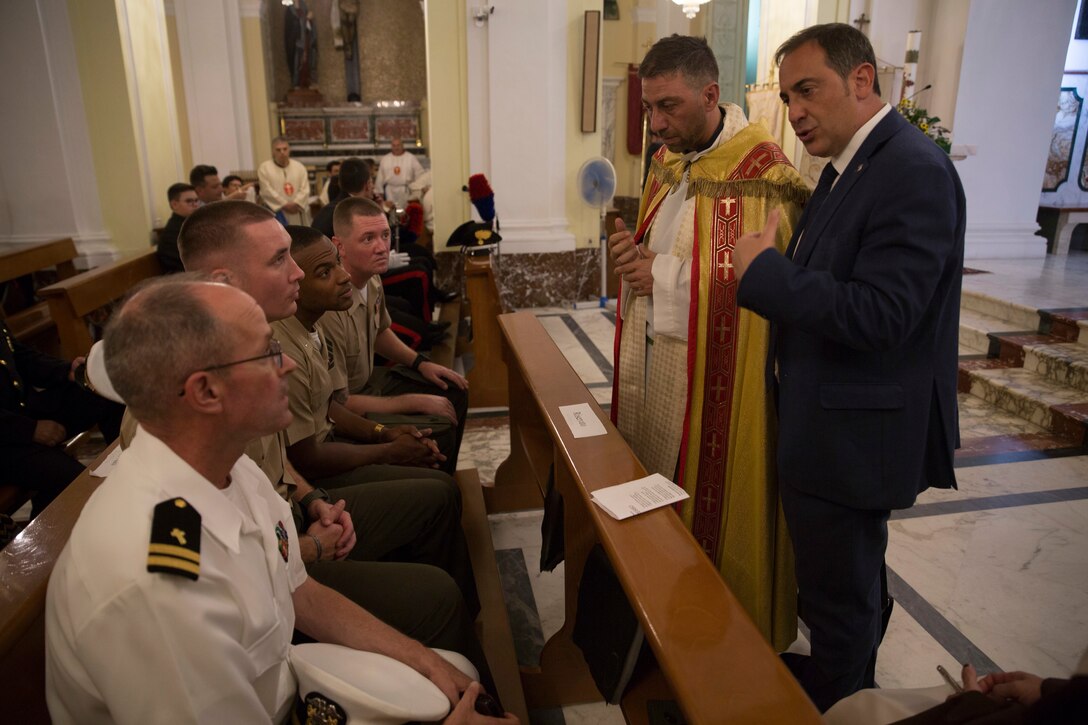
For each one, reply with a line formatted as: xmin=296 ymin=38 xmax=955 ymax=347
xmin=435 ymin=288 xmax=459 ymax=303
xmin=427 ymin=320 xmax=452 ymax=334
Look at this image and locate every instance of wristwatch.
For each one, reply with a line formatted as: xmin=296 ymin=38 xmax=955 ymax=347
xmin=299 ymin=487 xmax=330 ymax=515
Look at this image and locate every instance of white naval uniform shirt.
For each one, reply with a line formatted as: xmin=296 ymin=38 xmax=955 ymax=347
xmin=45 ymin=426 xmax=307 ymax=724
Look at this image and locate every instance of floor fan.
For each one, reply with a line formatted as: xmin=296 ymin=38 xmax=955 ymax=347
xmin=576 ymin=157 xmax=617 ymax=308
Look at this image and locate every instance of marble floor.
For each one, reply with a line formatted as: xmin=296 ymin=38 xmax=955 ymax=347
xmin=463 ymin=253 xmax=1088 ymax=724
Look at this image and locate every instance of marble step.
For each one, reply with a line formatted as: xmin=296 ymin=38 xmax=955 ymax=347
xmin=964 ymin=367 xmax=1088 ymax=446
xmin=958 ymin=307 xmax=1024 ymax=354
xmin=961 ymin=289 xmax=1041 ymax=332
xmin=1022 ymin=341 xmax=1088 ymax=393
xmin=1079 ymin=319 xmax=1088 ymax=348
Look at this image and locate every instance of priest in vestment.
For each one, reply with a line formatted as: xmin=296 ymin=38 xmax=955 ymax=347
xmin=258 ymin=136 xmax=311 ymax=225
xmin=609 ymin=35 xmax=808 ymax=651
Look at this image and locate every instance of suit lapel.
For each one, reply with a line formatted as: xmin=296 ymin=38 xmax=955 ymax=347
xmin=794 ymin=110 xmax=908 ymax=267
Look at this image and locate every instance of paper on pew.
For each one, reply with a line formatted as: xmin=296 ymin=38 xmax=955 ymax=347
xmin=558 ymin=402 xmax=607 ymax=438
xmin=90 ymin=445 xmax=123 ymax=477
xmin=591 ymin=473 xmax=689 ymax=520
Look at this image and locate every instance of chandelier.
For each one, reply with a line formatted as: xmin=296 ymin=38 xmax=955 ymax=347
xmin=672 ymin=0 xmax=711 ymax=20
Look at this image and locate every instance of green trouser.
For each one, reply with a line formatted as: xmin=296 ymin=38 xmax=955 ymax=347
xmin=293 ymin=472 xmax=490 ymax=688
xmin=361 ymin=366 xmax=468 ymax=474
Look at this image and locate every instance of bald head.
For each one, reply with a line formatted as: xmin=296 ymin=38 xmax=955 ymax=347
xmin=104 ymin=278 xmax=237 ymax=424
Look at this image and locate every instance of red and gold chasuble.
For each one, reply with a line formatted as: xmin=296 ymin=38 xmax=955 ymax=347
xmin=612 ymin=122 xmax=809 ymax=650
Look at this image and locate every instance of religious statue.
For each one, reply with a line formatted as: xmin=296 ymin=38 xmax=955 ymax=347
xmin=285 ymin=0 xmax=318 ymax=89
xmin=332 ymin=0 xmax=361 ymax=100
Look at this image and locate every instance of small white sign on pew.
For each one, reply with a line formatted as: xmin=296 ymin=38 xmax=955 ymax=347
xmin=558 ymin=403 xmax=607 ymax=438
xmin=591 ymin=473 xmax=689 ymax=521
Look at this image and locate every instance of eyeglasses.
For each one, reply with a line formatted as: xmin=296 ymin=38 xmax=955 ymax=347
xmin=201 ymin=339 xmax=284 ymax=372
xmin=178 ymin=340 xmax=284 ymax=396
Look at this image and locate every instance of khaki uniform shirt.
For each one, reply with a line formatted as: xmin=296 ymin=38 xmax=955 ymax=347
xmin=272 ymin=316 xmax=335 ymax=446
xmin=318 ymin=277 xmax=391 ymax=394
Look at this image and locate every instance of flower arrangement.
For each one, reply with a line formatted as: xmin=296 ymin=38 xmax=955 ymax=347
xmin=896 ymin=98 xmax=951 ymax=153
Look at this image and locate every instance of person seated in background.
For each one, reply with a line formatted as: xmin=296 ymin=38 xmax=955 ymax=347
xmin=156 ymin=183 xmax=200 ymax=273
xmin=44 ymin=277 xmax=512 ymax=724
xmin=319 ymin=159 xmax=341 ymax=207
xmin=189 ymin=164 xmax=225 ymax=205
xmin=1 ymin=319 xmax=123 ymax=518
xmin=313 ymin=158 xmax=453 ymax=341
xmin=223 ymin=174 xmax=257 ymax=203
xmin=272 ymin=225 xmax=452 ymax=484
xmin=327 ymin=198 xmax=469 ymax=473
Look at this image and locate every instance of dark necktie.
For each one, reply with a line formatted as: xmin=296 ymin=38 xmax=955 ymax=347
xmin=791 ymin=162 xmax=839 ymax=260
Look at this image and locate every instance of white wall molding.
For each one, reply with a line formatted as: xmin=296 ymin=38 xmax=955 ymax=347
xmin=475 ymin=0 xmax=575 ymax=251
xmin=173 ymin=0 xmax=254 ymax=174
xmin=964 ymin=223 xmax=1048 ymax=260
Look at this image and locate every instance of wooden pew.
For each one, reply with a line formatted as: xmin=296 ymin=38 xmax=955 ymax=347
xmin=464 ymin=254 xmax=508 ymax=408
xmin=0 ymin=238 xmax=79 ymax=342
xmin=489 ymin=311 xmax=820 ymax=724
xmin=455 ymin=469 xmax=530 ymax=724
xmin=0 ymin=442 xmax=116 ymax=723
xmin=37 ymin=248 xmax=162 ymax=359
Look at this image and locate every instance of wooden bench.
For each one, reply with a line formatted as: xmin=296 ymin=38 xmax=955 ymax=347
xmin=37 ymin=248 xmax=162 ymax=359
xmin=464 ymin=254 xmax=509 ymax=408
xmin=0 ymin=238 xmax=79 ymax=343
xmin=0 ymin=442 xmax=116 ymax=723
xmin=455 ymin=469 xmax=530 ymax=723
xmin=487 ymin=311 xmax=820 ymax=724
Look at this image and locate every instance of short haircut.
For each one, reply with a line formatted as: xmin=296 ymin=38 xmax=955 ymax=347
xmin=286 ymin=224 xmax=328 ymax=255
xmin=639 ymin=35 xmax=718 ymax=88
xmin=272 ymin=135 xmax=289 ymax=146
xmin=326 ymin=160 xmax=341 ymax=173
xmin=189 ymin=164 xmax=218 ymax=187
xmin=168 ymin=183 xmax=195 ymax=203
xmin=222 ymin=174 xmax=243 ymax=188
xmin=337 ymin=157 xmax=370 ymax=195
xmin=179 ymin=201 xmax=275 ymax=270
xmin=104 ymin=275 xmax=227 ymax=424
xmin=775 ymin=23 xmax=881 ymax=96
xmin=332 ymin=196 xmax=385 ymax=239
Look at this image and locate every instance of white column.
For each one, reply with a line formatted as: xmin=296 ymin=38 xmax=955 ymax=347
xmin=952 ymin=0 xmax=1078 ymax=258
xmin=471 ymin=0 xmax=575 ymax=252
xmin=0 ymin=0 xmax=110 ymax=258
xmin=172 ymin=0 xmax=254 ymax=174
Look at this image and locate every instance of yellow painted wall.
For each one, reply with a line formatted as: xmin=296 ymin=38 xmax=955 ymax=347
xmin=425 ymin=0 xmax=471 ymax=247
xmin=241 ymin=15 xmax=273 ymax=173
xmin=603 ymin=0 xmax=644 ymax=199
xmin=165 ymin=13 xmax=192 ymax=175
xmin=567 ymin=2 xmax=605 ymax=250
xmin=122 ymin=0 xmax=182 ymax=228
xmin=66 ymin=0 xmax=150 ymax=252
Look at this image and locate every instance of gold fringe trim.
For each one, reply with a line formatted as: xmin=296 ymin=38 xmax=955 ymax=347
xmin=648 ymin=156 xmax=810 ymax=206
xmin=688 ymin=177 xmax=810 ymax=205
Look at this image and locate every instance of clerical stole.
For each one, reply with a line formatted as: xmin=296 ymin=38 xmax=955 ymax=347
xmin=612 ymin=123 xmax=809 ymax=650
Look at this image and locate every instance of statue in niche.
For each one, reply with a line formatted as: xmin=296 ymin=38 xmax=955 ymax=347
xmin=285 ymin=0 xmax=318 ymax=89
xmin=332 ymin=0 xmax=361 ymax=101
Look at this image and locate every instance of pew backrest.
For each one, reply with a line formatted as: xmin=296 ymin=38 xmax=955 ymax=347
xmin=37 ymin=248 xmax=162 ymax=359
xmin=495 ymin=311 xmax=820 ymax=724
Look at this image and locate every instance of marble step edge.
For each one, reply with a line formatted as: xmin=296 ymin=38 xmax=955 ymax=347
xmin=960 ymin=289 xmax=1041 ymax=332
xmin=963 ymin=367 xmax=1088 ymax=446
xmin=958 ymin=307 xmax=1018 ymax=353
xmin=1021 ymin=343 xmax=1088 ymax=393
xmin=1038 ymin=308 xmax=1086 ymax=344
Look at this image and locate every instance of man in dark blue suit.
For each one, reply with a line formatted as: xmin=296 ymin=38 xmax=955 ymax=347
xmin=733 ymin=24 xmax=965 ymax=711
